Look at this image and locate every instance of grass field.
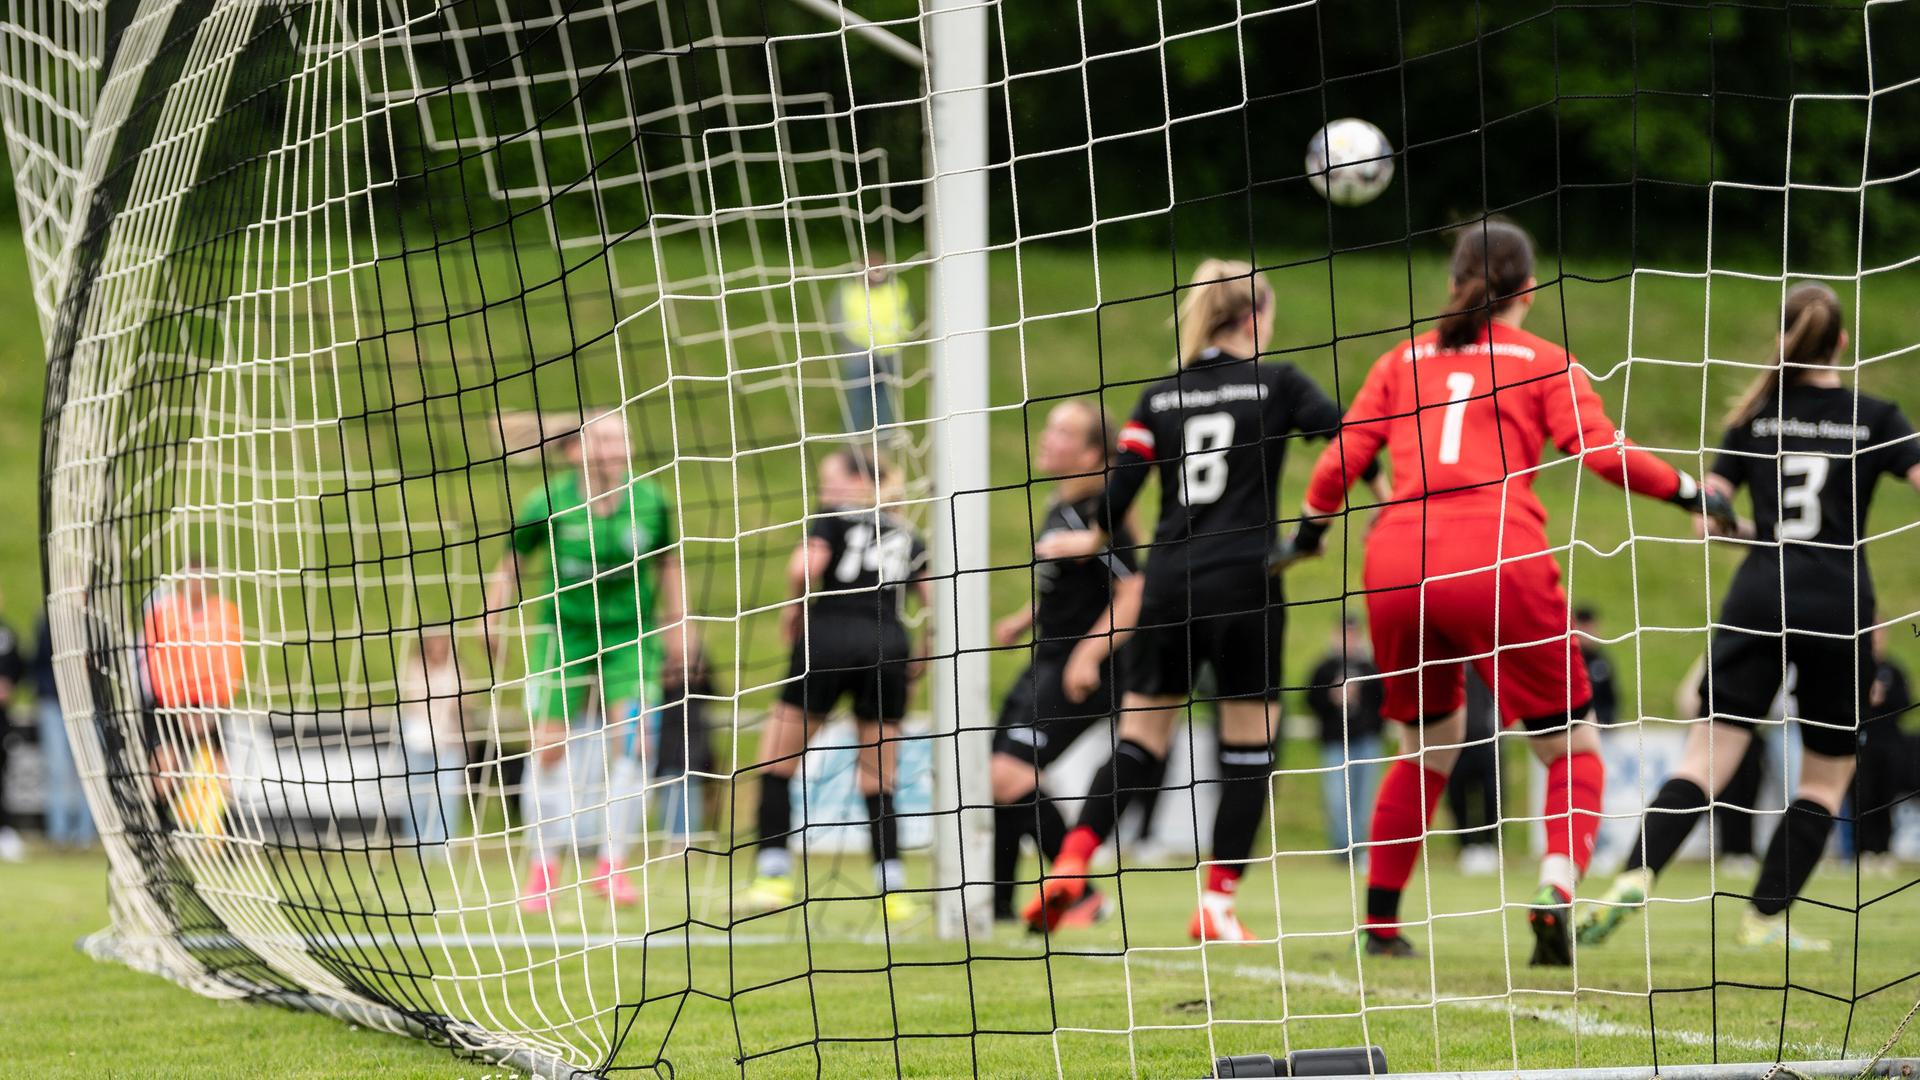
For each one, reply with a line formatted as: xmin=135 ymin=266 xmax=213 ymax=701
xmin=8 ymin=841 xmax=1919 ymax=1078
xmin=12 ymin=217 xmax=1920 ymax=1078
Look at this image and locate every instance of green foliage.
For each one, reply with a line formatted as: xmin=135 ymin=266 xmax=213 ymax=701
xmin=755 ymin=0 xmax=1914 ymax=263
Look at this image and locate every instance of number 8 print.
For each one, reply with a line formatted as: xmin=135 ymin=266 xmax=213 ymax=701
xmin=1181 ymin=412 xmax=1236 ymax=505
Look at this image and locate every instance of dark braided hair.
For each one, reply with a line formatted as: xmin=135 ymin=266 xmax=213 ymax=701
xmin=1436 ymin=219 xmax=1535 ymax=351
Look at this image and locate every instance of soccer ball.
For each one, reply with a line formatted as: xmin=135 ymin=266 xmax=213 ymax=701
xmin=1306 ymin=118 xmax=1396 ymax=207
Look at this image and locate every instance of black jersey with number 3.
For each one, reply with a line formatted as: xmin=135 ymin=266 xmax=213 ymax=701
xmin=806 ymin=507 xmax=927 ymax=626
xmin=1711 ymin=385 xmax=1920 ymax=633
xmin=1108 ymin=349 xmax=1344 ymax=582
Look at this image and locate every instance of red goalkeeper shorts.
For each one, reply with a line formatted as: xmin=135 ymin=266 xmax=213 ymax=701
xmin=1361 ymin=515 xmax=1591 ymax=726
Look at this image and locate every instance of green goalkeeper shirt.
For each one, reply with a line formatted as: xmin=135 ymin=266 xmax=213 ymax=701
xmin=511 ymin=470 xmax=676 ymax=638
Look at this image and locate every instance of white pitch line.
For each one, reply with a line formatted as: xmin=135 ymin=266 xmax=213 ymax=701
xmin=180 ymin=930 xmax=813 ymax=950
xmin=1125 ymin=954 xmax=1840 ymax=1060
xmin=178 ymin=930 xmax=1850 ymax=1061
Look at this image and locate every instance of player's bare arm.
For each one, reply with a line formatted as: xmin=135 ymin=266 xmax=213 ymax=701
xmin=1061 ymin=571 xmax=1143 ymax=703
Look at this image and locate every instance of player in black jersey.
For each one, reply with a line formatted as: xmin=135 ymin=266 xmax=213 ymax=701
xmin=1027 ymin=259 xmax=1383 ymax=941
xmin=1581 ymin=282 xmax=1920 ymax=951
xmin=743 ymin=448 xmax=931 ymax=921
xmin=991 ymin=400 xmax=1145 ymax=924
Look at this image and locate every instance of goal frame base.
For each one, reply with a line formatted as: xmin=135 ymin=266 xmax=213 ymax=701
xmin=1349 ymin=1060 xmax=1918 ymax=1080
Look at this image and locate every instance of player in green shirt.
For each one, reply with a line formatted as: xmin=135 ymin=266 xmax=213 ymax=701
xmin=486 ymin=415 xmax=687 ymax=913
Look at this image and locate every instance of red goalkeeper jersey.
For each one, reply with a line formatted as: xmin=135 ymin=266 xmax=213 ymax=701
xmin=1305 ymin=323 xmax=1683 ymax=547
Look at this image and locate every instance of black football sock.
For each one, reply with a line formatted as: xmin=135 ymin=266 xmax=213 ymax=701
xmin=864 ymin=792 xmax=900 ymax=864
xmin=757 ymin=774 xmax=792 ymax=848
xmin=992 ymin=800 xmax=1029 ymax=917
xmin=1626 ymin=777 xmax=1708 ymax=878
xmin=1212 ymin=739 xmax=1277 ymax=869
xmin=1076 ymin=739 xmax=1165 ymax=846
xmin=1033 ymin=789 xmax=1069 ymax=862
xmin=756 ymin=773 xmax=793 ymax=878
xmin=1366 ymin=886 xmax=1403 ymax=941
xmin=1752 ymin=799 xmax=1835 ymax=917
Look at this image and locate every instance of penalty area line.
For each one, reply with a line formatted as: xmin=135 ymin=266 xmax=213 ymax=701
xmin=1124 ymin=953 xmax=1837 ymax=1060
xmin=178 ymin=930 xmax=815 ymax=951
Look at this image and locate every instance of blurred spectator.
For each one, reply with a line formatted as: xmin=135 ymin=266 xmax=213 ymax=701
xmin=143 ymin=564 xmax=244 ymax=838
xmin=1854 ymin=628 xmax=1915 ymax=867
xmin=1450 ymin=672 xmax=1502 ymax=876
xmin=398 ymin=627 xmax=467 ymax=853
xmin=32 ymin=613 xmax=93 ymax=848
xmin=1574 ymin=606 xmax=1616 ymax=726
xmin=1307 ymin=615 xmax=1383 ymax=860
xmin=832 ymin=251 xmax=913 ymax=433
xmin=144 ymin=566 xmax=244 ymax=715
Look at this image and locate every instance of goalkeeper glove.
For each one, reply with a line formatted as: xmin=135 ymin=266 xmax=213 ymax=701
xmin=1268 ymin=518 xmax=1329 ymax=574
xmin=1668 ymin=471 xmax=1737 ymax=533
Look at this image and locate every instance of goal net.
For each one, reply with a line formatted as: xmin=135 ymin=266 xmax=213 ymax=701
xmin=7 ymin=0 xmax=1919 ymax=1076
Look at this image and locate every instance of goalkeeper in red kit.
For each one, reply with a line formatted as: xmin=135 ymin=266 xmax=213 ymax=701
xmin=1283 ymin=220 xmax=1734 ymax=966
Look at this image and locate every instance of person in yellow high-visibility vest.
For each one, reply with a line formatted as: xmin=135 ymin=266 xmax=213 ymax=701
xmin=832 ymin=251 xmax=914 ymax=433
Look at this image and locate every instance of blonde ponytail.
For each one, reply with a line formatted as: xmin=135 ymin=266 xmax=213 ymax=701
xmin=1176 ymin=259 xmax=1273 ymax=367
xmin=1723 ymin=282 xmax=1843 ymax=429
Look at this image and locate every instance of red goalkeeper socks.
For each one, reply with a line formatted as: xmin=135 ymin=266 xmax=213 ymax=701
xmin=1364 ymin=760 xmax=1450 ymax=934
xmin=1543 ymin=750 xmax=1604 ymax=877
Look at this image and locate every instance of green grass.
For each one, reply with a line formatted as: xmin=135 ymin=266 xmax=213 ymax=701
xmin=12 ymin=224 xmax=1920 ymax=1076
xmin=2 ymin=850 xmax=469 ymax=1079
xmin=0 ymin=236 xmax=50 ymax=627
xmin=8 ymin=842 xmax=1919 ymax=1077
xmin=84 ymin=231 xmax=1917 ymax=715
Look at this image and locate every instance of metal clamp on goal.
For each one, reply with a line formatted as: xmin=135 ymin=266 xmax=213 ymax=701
xmin=1212 ymin=1045 xmax=1389 ymax=1077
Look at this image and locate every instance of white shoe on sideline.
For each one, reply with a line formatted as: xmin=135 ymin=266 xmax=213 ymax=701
xmin=0 ymin=826 xmax=24 ymax=863
xmin=1858 ymin=852 xmax=1899 ymax=879
xmin=1458 ymin=845 xmax=1501 ymax=877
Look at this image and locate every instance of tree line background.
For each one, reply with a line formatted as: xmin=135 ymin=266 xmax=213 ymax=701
xmin=15 ymin=0 xmax=1911 ymax=273
xmin=766 ymin=0 xmax=1918 ymax=272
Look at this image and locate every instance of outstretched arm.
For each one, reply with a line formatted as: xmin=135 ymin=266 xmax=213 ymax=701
xmin=1036 ymin=414 xmax=1156 ymax=562
xmin=994 ymin=604 xmax=1034 ymax=647
xmin=1061 ymin=572 xmax=1144 ymax=703
xmin=1278 ymin=353 xmax=1396 ymax=568
xmin=1544 ymin=362 xmax=1735 ymax=530
xmin=658 ymin=549 xmax=690 ymax=683
xmin=1697 ymin=474 xmax=1757 ymax=541
xmin=780 ymin=538 xmax=832 ymax=644
xmin=1303 ymin=354 xmax=1395 ymax=521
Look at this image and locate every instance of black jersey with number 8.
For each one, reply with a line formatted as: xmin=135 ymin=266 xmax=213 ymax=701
xmin=1107 ymin=349 xmax=1344 ymax=584
xmin=1710 ymin=384 xmax=1920 ymax=632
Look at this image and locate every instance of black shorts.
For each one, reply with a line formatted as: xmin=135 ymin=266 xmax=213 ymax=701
xmin=1702 ymin=624 xmax=1871 ymax=758
xmin=993 ymin=651 xmax=1119 ymax=769
xmin=778 ymin=618 xmax=910 ymax=722
xmin=1129 ymin=563 xmax=1284 ymax=701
